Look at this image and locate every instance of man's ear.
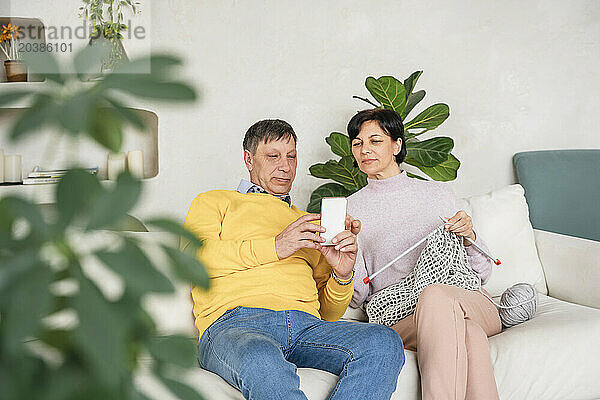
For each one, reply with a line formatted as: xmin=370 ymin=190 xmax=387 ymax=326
xmin=243 ymin=150 xmax=254 ymax=171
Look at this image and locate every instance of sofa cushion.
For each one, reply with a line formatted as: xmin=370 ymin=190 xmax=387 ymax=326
xmin=461 ymin=184 xmax=548 ymax=296
xmin=164 ymin=294 xmax=600 ymax=400
xmin=135 ymin=349 xmax=421 ymax=400
xmin=489 ymin=293 xmax=600 ymax=400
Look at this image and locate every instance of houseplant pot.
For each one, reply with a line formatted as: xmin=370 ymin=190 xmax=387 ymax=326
xmin=4 ymin=60 xmax=27 ymax=82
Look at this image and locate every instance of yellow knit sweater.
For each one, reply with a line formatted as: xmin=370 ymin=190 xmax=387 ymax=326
xmin=183 ymin=190 xmax=354 ymax=338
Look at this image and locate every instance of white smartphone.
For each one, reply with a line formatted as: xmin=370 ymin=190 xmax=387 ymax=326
xmin=320 ymin=197 xmax=347 ymax=246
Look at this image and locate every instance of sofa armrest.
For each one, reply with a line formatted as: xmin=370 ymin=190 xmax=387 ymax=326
xmin=534 ymin=229 xmax=600 ymax=309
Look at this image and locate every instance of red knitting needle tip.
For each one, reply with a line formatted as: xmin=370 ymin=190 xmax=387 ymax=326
xmin=363 ymin=277 xmax=371 ymax=284
xmin=495 ymin=259 xmax=501 ymax=265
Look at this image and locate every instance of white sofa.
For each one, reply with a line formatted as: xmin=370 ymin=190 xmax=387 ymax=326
xmin=134 ymin=184 xmax=600 ymax=400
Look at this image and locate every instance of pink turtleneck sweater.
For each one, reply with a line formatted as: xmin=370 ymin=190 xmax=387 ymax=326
xmin=347 ymin=171 xmax=493 ymax=308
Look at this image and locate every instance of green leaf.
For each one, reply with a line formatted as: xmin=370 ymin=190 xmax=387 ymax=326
xmin=86 ymin=171 xmax=141 ymax=230
xmin=96 ymin=241 xmax=175 ymax=295
xmin=0 ymin=196 xmax=50 ymax=240
xmin=406 ymin=153 xmax=460 ymax=181
xmin=87 ymin=107 xmax=124 ymax=152
xmin=9 ymin=96 xmax=58 ymax=141
xmin=158 ymin=375 xmax=205 ymax=400
xmin=130 ymin=389 xmax=152 ymax=400
xmin=0 ymin=91 xmax=33 ymax=107
xmin=74 ymin=43 xmax=111 ymax=76
xmin=0 ymin=251 xmax=39 ymax=294
xmin=406 ymin=137 xmax=454 ymax=166
xmin=309 ymin=157 xmax=366 ymax=191
xmin=71 ymin=271 xmax=126 ymax=389
xmin=406 ymin=171 xmax=428 ymax=180
xmin=3 ymin=263 xmax=53 ymax=354
xmin=162 ymin=246 xmax=209 ymax=289
xmin=104 ymin=98 xmax=146 ymax=130
xmin=147 ymin=335 xmax=197 ymax=368
xmin=60 ymin=92 xmax=97 ymax=135
xmin=404 ymin=103 xmax=449 ymax=132
xmin=145 ymin=218 xmax=203 ymax=251
xmin=402 ymin=90 xmax=425 ymax=119
xmin=309 ymin=182 xmax=354 ymax=202
xmin=325 ymin=132 xmax=352 ymax=157
xmin=365 ymin=76 xmax=406 ymax=115
xmin=57 ymin=169 xmax=102 ymax=227
xmin=306 ymin=183 xmax=354 ymax=213
xmin=21 ymin=50 xmax=64 ymax=84
xmin=38 ymin=365 xmax=88 ymax=400
xmin=113 ymin=55 xmax=183 ymax=76
xmin=111 ymin=80 xmax=196 ymax=101
xmin=39 ymin=329 xmax=73 ymax=353
xmin=403 ymin=71 xmax=422 ymax=98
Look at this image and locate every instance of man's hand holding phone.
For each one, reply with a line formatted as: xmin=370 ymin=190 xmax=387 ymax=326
xmin=275 ymin=213 xmax=326 ymax=259
xmin=274 ymin=208 xmax=361 ymax=281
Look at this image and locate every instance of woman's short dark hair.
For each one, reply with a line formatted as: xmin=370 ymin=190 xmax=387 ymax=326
xmin=347 ymin=109 xmax=407 ymax=164
xmin=243 ymin=119 xmax=297 ymax=155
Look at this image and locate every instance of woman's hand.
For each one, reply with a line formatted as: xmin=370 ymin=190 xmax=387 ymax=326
xmin=445 ymin=210 xmax=476 ymax=246
xmin=319 ymin=215 xmax=361 ymax=280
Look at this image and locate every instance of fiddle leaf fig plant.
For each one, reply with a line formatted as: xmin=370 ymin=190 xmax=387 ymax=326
xmin=307 ymin=71 xmax=460 ymax=213
xmin=0 ymin=47 xmax=207 ymax=400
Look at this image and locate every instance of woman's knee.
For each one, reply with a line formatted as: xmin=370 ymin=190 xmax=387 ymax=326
xmin=417 ymin=283 xmax=457 ymax=311
xmin=465 ymin=319 xmax=489 ymax=349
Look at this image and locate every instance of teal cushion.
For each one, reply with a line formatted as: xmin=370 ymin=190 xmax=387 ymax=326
xmin=513 ymin=150 xmax=600 ymax=242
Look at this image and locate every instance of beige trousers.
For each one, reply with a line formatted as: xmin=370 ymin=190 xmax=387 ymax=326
xmin=391 ymin=284 xmax=502 ymax=400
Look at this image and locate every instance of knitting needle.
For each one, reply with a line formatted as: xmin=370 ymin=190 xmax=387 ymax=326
xmin=439 ymin=216 xmax=501 ymax=265
xmin=363 ymin=223 xmax=446 ymax=284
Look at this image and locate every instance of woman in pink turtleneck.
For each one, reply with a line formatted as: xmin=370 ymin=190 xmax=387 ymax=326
xmin=346 ymin=109 xmax=502 ymax=400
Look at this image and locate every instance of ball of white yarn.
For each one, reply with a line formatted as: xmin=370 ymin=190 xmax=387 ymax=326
xmin=499 ymin=283 xmax=537 ymax=328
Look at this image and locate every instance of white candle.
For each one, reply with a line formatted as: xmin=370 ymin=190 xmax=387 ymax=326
xmin=4 ymin=154 xmax=22 ymax=183
xmin=107 ymin=153 xmax=126 ymax=180
xmin=127 ymin=150 xmax=144 ymax=179
xmin=0 ymin=149 xmax=4 ymax=183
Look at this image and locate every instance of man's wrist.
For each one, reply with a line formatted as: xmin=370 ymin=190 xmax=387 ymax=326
xmin=331 ymin=269 xmax=354 ymax=285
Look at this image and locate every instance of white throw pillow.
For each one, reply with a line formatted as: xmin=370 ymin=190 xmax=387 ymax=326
xmin=462 ymin=184 xmax=547 ymax=296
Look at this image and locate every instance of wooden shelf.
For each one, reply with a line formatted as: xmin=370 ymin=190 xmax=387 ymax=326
xmin=0 ymin=178 xmax=157 ymax=204
xmin=0 ymin=107 xmax=159 ymax=186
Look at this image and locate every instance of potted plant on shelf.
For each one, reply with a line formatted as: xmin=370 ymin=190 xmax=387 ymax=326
xmin=79 ymin=0 xmax=141 ymax=75
xmin=0 ymin=23 xmax=26 ymax=82
xmin=307 ymin=71 xmax=459 ymax=212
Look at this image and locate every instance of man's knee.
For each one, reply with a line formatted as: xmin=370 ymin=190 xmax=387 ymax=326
xmin=360 ymin=324 xmax=405 ymax=371
xmin=236 ymin=334 xmax=284 ymax=373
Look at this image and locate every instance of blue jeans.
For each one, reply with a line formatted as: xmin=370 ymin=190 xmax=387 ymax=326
xmin=197 ymin=307 xmax=405 ymax=400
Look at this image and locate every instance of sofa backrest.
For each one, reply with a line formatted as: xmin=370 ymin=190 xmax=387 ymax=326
xmin=127 ymin=185 xmax=550 ymax=333
xmin=458 ymin=184 xmax=548 ymax=297
xmin=513 ymin=149 xmax=600 ymax=242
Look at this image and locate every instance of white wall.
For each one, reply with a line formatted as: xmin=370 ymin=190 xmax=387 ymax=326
xmin=3 ymin=0 xmax=600 ymax=221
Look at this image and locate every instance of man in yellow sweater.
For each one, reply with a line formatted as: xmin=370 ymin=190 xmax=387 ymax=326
xmin=184 ymin=119 xmax=404 ymax=399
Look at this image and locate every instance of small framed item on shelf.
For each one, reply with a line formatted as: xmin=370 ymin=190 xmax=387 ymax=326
xmin=0 ymin=17 xmax=46 ymax=83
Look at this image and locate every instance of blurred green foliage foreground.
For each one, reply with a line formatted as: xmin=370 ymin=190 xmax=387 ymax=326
xmin=0 ymin=46 xmax=209 ymax=399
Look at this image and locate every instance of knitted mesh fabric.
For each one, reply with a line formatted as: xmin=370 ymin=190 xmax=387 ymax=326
xmin=365 ymin=227 xmax=481 ymax=326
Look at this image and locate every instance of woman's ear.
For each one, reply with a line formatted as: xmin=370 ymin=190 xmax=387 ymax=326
xmin=394 ymin=138 xmax=402 ymax=156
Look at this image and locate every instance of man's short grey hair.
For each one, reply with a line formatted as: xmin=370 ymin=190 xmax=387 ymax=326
xmin=243 ymin=119 xmax=297 ymax=155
